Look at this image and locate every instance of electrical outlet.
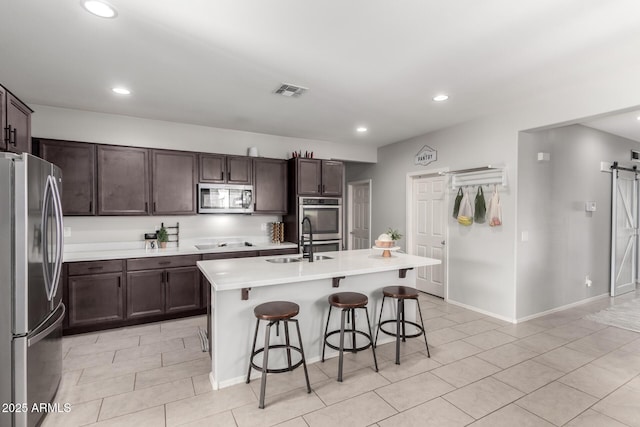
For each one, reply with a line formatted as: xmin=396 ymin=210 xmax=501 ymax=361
xmin=64 ymin=227 xmax=71 ymax=237
xmin=261 ymin=223 xmax=267 ymax=231
xmin=585 ymin=275 xmax=592 ymax=287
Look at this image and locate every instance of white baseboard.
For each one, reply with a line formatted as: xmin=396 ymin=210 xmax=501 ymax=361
xmin=515 ymin=293 xmax=610 ymax=323
xmin=446 ymin=299 xmax=515 ymax=324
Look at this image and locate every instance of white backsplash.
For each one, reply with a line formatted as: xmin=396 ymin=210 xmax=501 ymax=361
xmin=62 ymin=214 xmax=280 ymax=245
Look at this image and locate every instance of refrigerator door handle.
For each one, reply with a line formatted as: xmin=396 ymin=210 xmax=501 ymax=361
xmin=50 ymin=176 xmax=64 ymax=299
xmin=41 ymin=175 xmax=54 ymax=301
xmin=27 ymin=303 xmax=65 ymax=347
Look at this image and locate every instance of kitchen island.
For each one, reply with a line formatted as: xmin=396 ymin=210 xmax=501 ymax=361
xmin=198 ymin=249 xmax=440 ymax=389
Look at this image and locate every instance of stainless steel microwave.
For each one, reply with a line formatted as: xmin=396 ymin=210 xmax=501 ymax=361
xmin=198 ymin=183 xmax=254 ymax=213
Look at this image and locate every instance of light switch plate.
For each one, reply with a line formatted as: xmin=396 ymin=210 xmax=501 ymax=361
xmin=585 ymin=201 xmax=597 ymax=212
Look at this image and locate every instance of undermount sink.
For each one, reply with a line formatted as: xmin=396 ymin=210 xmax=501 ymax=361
xmin=265 ymin=257 xmax=302 ymax=263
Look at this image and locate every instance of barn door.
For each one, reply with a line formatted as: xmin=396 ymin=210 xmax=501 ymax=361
xmin=611 ymin=168 xmax=638 ymax=297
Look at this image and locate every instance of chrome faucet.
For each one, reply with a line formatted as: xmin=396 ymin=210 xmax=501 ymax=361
xmin=301 ymin=216 xmax=314 ymax=262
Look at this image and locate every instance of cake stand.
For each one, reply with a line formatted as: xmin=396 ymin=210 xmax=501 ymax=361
xmin=372 ymin=246 xmax=400 ymax=258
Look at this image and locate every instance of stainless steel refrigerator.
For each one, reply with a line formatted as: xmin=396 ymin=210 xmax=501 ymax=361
xmin=1 ymin=153 xmax=65 ymax=427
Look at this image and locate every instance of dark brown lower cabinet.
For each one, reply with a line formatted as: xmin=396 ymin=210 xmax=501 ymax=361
xmin=65 ymin=260 xmax=126 ymax=329
xmin=64 ymin=255 xmax=204 ymax=335
xmin=166 ymin=267 xmax=201 ymax=313
xmin=67 ymin=272 xmax=125 ymax=327
xmin=127 ymin=264 xmax=201 ymax=318
xmin=127 ymin=270 xmax=165 ymax=319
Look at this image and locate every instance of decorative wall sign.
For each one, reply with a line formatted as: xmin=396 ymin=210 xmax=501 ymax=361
xmin=415 ymin=145 xmax=437 ymax=166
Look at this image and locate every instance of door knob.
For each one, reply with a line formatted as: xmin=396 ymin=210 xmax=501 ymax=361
xmin=441 ymin=240 xmax=445 ymax=245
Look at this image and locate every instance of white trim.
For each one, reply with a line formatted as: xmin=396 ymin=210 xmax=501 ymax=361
xmin=406 ymin=168 xmax=449 ymax=299
xmin=446 ymin=298 xmax=515 ymax=324
xmin=347 ymin=179 xmax=372 ymax=250
xmin=515 ymin=293 xmax=610 ymax=323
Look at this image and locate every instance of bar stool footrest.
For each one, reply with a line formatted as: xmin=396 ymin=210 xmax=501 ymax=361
xmin=324 ymin=329 xmax=374 ymax=353
xmin=378 ymin=319 xmax=424 ymax=339
xmin=249 ymin=344 xmax=305 ymax=375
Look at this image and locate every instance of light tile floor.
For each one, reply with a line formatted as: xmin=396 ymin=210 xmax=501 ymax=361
xmin=43 ymin=289 xmax=640 ymax=427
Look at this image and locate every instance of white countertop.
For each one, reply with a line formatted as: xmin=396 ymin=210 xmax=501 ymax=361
xmin=198 ymin=249 xmax=441 ymax=291
xmin=63 ymin=239 xmax=297 ymax=262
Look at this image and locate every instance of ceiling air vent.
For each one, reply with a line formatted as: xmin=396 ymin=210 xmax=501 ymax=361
xmin=274 ymin=83 xmax=308 ymax=97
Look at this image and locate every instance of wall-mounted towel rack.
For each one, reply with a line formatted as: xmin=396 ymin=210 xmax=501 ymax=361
xmin=440 ymin=165 xmax=507 ymax=189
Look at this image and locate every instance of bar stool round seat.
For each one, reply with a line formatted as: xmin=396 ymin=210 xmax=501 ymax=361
xmin=382 ymin=285 xmax=419 ymax=299
xmin=375 ymin=285 xmax=430 ymax=365
xmin=247 ymin=301 xmax=311 ymax=409
xmin=322 ymin=292 xmax=378 ymax=382
xmin=328 ymin=291 xmax=368 ymax=309
xmin=254 ymin=301 xmax=299 ymax=320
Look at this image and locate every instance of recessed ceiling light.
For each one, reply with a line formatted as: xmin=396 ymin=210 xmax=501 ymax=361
xmin=356 ymin=127 xmax=368 ymax=133
xmin=82 ymin=0 xmax=117 ymax=18
xmin=433 ymin=94 xmax=449 ymax=102
xmin=112 ymin=87 xmax=131 ymax=95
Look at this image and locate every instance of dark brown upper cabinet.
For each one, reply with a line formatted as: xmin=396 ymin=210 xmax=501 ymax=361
xmin=320 ymin=160 xmax=344 ymax=196
xmin=253 ymin=158 xmax=287 ymax=214
xmin=34 ymin=138 xmax=96 ymax=215
xmin=292 ymin=158 xmax=343 ymax=196
xmin=97 ymin=145 xmax=150 ymax=215
xmin=199 ymin=153 xmax=252 ymax=184
xmin=151 ymin=149 xmax=198 ymax=215
xmin=1 ymin=85 xmax=32 ymax=154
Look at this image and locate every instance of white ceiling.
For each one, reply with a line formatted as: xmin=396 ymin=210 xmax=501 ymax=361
xmin=1 ymin=0 xmax=640 ymax=146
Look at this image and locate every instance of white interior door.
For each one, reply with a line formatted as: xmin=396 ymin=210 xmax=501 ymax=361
xmin=349 ymin=181 xmax=371 ymax=250
xmin=412 ymin=175 xmax=446 ymax=297
xmin=611 ymin=169 xmax=638 ymax=297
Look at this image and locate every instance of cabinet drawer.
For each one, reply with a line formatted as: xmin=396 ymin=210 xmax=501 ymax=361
xmin=258 ymin=248 xmax=298 ymax=257
xmin=68 ymin=260 xmax=123 ymax=276
xmin=201 ymin=251 xmax=259 ymax=260
xmin=127 ymin=255 xmax=201 ymax=271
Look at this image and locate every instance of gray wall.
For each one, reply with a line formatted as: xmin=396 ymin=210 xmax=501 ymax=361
xmin=516 ymin=124 xmax=640 ymax=318
xmin=348 ymin=117 xmax=518 ymax=320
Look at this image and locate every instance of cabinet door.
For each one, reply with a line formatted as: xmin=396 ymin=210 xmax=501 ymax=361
xmin=253 ymin=158 xmax=287 ymax=214
xmin=97 ymin=145 xmax=150 ymax=215
xmin=227 ymin=156 xmax=252 ymax=184
xmin=0 ymin=86 xmax=6 ymax=152
xmin=37 ymin=139 xmax=96 ymax=215
xmin=165 ymin=266 xmax=201 ymax=313
xmin=6 ymin=92 xmax=32 ymax=154
xmin=297 ymin=158 xmax=322 ymax=195
xmin=127 ymin=270 xmax=165 ymax=318
xmin=199 ymin=153 xmax=226 ymax=183
xmin=321 ymin=160 xmax=343 ymax=196
xmin=152 ymin=149 xmax=197 ymax=215
xmin=68 ymin=273 xmax=124 ymax=327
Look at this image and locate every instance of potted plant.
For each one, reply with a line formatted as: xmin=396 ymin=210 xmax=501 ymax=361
xmin=386 ymin=228 xmax=403 ymax=243
xmin=157 ymin=226 xmax=169 ymax=248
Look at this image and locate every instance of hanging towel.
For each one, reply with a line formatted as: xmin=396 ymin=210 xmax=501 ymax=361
xmin=487 ymin=185 xmax=502 ymax=226
xmin=457 ymin=188 xmax=473 ymax=226
xmin=452 ymin=188 xmax=463 ymax=218
xmin=474 ymin=186 xmax=486 ymax=223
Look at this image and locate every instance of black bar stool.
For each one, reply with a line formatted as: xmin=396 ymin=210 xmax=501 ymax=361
xmin=321 ymin=292 xmax=378 ymax=382
xmin=246 ymin=301 xmax=311 ymax=409
xmin=374 ymin=285 xmax=430 ymax=365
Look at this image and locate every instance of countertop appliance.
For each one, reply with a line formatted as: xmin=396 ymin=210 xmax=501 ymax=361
xmin=1 ymin=153 xmax=65 ymax=427
xmin=198 ymin=183 xmax=253 ymax=214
